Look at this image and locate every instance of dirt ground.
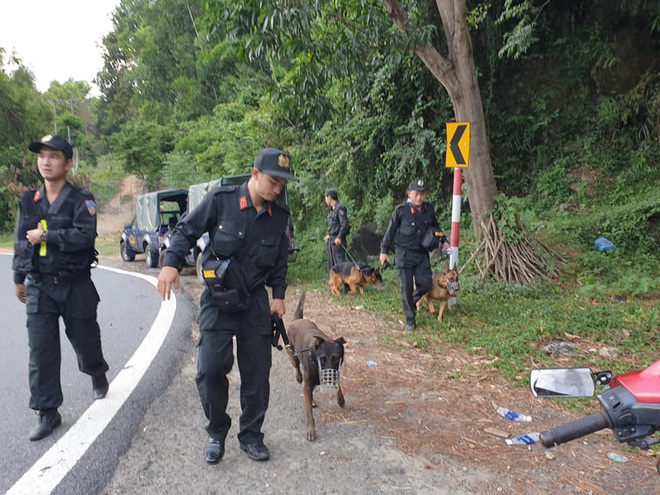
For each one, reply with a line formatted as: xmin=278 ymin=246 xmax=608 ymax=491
xmin=98 ymin=177 xmax=658 ymax=495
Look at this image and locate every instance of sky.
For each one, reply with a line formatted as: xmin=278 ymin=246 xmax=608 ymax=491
xmin=0 ymin=0 xmax=120 ymax=95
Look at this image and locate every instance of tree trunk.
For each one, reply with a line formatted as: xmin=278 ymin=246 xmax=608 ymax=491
xmin=383 ymin=0 xmax=562 ymax=282
xmin=383 ymin=0 xmax=497 ymax=230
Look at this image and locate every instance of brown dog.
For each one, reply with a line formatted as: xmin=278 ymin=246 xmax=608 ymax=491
xmin=286 ymin=291 xmax=346 ymax=441
xmin=416 ymin=263 xmax=460 ymax=322
xmin=328 ymin=262 xmax=383 ymax=296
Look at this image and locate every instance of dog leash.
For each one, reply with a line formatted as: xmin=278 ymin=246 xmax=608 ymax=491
xmin=270 ymin=315 xmax=290 ymax=351
xmin=340 ymin=243 xmax=360 ymax=267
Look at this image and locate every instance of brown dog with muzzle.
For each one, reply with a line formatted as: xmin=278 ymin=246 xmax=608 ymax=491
xmin=416 ymin=262 xmax=460 ymax=322
xmin=286 ymin=291 xmax=346 ymax=441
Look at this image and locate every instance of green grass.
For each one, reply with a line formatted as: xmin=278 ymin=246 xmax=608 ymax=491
xmin=0 ymin=232 xmax=13 ymax=250
xmin=0 ymin=231 xmax=118 ymax=257
xmin=97 ymin=232 xmax=119 ymax=257
xmin=293 ymin=251 xmax=660 ymax=390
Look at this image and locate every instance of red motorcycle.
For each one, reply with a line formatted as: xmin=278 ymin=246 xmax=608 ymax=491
xmin=530 ymin=360 xmax=660 ymax=474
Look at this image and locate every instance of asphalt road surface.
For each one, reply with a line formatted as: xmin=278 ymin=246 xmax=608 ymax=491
xmin=1 ymin=254 xmax=194 ymax=495
xmin=3 ymin=251 xmax=493 ymax=494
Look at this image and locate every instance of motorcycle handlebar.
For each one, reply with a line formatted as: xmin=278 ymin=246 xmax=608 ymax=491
xmin=540 ymin=411 xmax=611 ymax=448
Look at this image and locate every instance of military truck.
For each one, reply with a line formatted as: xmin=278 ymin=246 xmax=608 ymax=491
xmin=119 ymin=188 xmax=188 ymax=268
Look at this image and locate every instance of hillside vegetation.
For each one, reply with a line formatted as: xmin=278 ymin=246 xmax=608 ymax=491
xmin=2 ymin=0 xmax=659 ymax=379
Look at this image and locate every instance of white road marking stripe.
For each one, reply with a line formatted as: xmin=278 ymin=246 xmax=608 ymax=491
xmin=7 ymin=265 xmax=175 ymax=495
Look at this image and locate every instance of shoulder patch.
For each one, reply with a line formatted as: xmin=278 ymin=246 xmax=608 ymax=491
xmin=85 ymin=199 xmax=97 ymax=216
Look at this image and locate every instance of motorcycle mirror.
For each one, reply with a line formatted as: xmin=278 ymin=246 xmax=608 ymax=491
xmin=530 ymin=367 xmax=596 ymax=398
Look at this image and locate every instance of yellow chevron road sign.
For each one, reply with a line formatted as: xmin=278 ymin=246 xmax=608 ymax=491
xmin=446 ymin=122 xmax=470 ymax=168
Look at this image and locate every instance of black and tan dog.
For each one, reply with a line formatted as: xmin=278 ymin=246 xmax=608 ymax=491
xmin=286 ymin=291 xmax=346 ymax=441
xmin=328 ymin=262 xmax=383 ymax=296
xmin=416 ymin=262 xmax=460 ymax=322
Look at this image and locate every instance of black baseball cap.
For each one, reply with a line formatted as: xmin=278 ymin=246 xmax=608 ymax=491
xmin=29 ymin=135 xmax=74 ymax=159
xmin=254 ymin=148 xmax=298 ymax=181
xmin=409 ymin=179 xmax=428 ymax=191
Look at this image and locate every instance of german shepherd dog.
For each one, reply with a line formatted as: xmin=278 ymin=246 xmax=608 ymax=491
xmin=286 ymin=291 xmax=346 ymax=441
xmin=416 ymin=263 xmax=460 ymax=322
xmin=328 ymin=262 xmax=383 ymax=296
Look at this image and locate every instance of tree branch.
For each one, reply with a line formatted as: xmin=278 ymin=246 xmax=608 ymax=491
xmin=382 ymin=0 xmax=458 ymax=92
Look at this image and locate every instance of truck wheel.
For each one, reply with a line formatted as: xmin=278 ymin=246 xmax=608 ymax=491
xmin=121 ymin=241 xmax=136 ymax=262
xmin=196 ymin=251 xmax=204 ymax=283
xmin=146 ymin=247 xmax=159 ymax=268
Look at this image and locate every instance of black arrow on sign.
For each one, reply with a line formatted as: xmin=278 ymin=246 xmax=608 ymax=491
xmin=449 ymin=124 xmax=467 ymax=165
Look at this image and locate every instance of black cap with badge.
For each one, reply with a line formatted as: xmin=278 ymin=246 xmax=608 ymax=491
xmin=254 ymin=148 xmax=298 ymax=182
xmin=408 ymin=179 xmax=428 ymax=191
xmin=29 ymin=135 xmax=74 ymax=159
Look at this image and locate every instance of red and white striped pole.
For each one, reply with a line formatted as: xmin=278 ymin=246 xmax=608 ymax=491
xmin=445 ymin=121 xmax=469 ymax=309
xmin=448 ymin=168 xmax=462 ymax=307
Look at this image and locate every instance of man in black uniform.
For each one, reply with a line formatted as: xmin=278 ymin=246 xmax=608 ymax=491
xmin=323 ymin=189 xmax=350 ymax=271
xmin=158 ymin=148 xmax=296 ymax=465
xmin=379 ymin=179 xmax=450 ymax=330
xmin=13 ymin=135 xmax=110 ymax=441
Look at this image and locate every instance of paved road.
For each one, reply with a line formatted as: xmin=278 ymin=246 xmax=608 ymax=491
xmin=0 ymin=254 xmax=195 ymax=495
xmin=99 ymin=283 xmax=486 ymax=495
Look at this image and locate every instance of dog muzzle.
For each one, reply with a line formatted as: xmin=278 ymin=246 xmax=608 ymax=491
xmin=445 ymin=280 xmax=460 ymax=296
xmin=318 ymin=358 xmax=342 ymax=394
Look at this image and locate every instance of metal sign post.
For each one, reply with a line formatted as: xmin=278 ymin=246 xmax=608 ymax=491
xmin=445 ymin=122 xmax=470 ymax=307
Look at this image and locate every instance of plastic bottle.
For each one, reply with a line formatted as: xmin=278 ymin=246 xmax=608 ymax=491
xmin=497 ymin=406 xmax=532 ymax=422
xmin=505 ymin=432 xmax=540 ymax=445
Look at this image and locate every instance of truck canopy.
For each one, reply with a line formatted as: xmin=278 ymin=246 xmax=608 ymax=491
xmin=136 ymin=188 xmax=188 ymax=232
xmin=187 ymin=175 xmax=252 ymax=212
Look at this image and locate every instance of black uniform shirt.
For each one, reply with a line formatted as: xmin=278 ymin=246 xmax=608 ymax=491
xmin=380 ymin=201 xmax=439 ymax=254
xmin=162 ymin=182 xmax=290 ymax=299
xmin=13 ymin=183 xmax=98 ymax=284
xmin=327 ymin=202 xmax=349 ymax=239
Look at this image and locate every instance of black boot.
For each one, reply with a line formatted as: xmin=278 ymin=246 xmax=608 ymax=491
xmin=92 ymin=374 xmax=109 ymax=399
xmin=29 ymin=409 xmax=62 ymax=441
xmin=204 ymin=437 xmax=225 ymax=464
xmin=240 ymin=441 xmax=270 ymax=461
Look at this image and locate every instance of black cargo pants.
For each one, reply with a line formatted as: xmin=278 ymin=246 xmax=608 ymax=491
xmin=195 ymin=286 xmax=273 ymax=445
xmin=394 ymin=250 xmax=433 ymax=324
xmin=25 ymin=274 xmax=109 ymax=411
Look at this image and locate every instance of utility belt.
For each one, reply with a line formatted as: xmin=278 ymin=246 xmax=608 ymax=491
xmin=28 ymin=271 xmax=88 ymax=285
xmin=201 ymin=257 xmax=251 ymax=313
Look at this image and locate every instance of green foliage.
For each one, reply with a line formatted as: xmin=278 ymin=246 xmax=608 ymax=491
xmin=576 ymin=249 xmax=659 ymax=300
xmin=307 ymin=253 xmax=658 ymax=382
xmin=286 ymin=227 xmax=331 ymax=284
xmin=0 ymin=50 xmax=54 ymax=230
xmin=533 ymin=162 xmax=573 ymax=210
xmin=496 ymin=0 xmax=540 ymax=59
xmin=85 ymin=155 xmax=126 ymax=209
xmin=110 ymin=121 xmax=175 ymax=189
xmin=592 ymin=197 xmax=660 ymax=252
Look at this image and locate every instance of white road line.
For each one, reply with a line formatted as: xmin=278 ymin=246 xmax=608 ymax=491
xmin=7 ymin=265 xmax=176 ymax=495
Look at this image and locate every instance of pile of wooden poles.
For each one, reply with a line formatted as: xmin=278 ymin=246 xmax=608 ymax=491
xmin=460 ymin=214 xmax=566 ymax=284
